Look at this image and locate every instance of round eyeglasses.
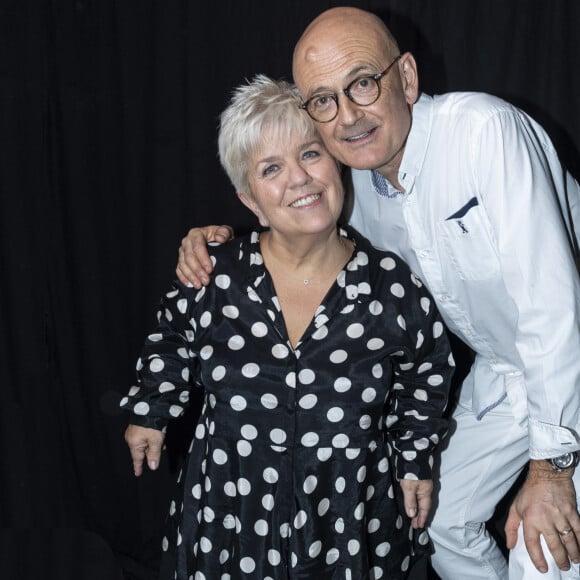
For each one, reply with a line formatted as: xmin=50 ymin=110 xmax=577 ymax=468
xmin=299 ymin=55 xmax=402 ymax=123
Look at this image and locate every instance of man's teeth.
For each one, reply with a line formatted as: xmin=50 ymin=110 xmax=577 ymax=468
xmin=291 ymin=194 xmax=320 ymax=208
xmin=347 ymin=131 xmax=370 ymax=141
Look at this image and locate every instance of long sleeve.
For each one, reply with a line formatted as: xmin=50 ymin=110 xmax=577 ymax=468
xmin=382 ymin=257 xmax=455 ymax=480
xmin=120 ymin=282 xmax=201 ymax=431
xmin=476 ymin=108 xmax=580 ymax=457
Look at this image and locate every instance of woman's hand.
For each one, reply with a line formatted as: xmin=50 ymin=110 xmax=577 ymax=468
xmin=400 ymin=478 xmax=433 ymax=529
xmin=124 ymin=424 xmax=166 ymax=476
xmin=176 ymin=225 xmax=234 ymax=288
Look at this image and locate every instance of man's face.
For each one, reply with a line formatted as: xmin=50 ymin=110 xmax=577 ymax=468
xmin=293 ymin=32 xmax=418 ymax=180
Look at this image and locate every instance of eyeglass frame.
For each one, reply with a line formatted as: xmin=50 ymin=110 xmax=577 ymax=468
xmin=299 ymin=54 xmax=402 ymax=123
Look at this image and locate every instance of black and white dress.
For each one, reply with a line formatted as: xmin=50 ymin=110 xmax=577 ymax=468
xmin=121 ymin=227 xmax=454 ymax=580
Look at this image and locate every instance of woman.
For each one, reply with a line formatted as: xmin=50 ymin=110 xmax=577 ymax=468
xmin=121 ymin=75 xmax=454 ymax=579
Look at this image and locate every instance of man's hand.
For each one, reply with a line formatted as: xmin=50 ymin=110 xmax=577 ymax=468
xmin=176 ymin=225 xmax=234 ymax=288
xmin=400 ymin=478 xmax=433 ymax=529
xmin=124 ymin=424 xmax=166 ymax=476
xmin=505 ymin=460 xmax=580 ymax=573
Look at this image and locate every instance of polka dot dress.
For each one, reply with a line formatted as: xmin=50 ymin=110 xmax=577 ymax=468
xmin=121 ymin=227 xmax=454 ymax=580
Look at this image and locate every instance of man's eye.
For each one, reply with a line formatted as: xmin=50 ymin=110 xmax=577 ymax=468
xmin=354 ymin=77 xmax=372 ymax=91
xmin=312 ymin=95 xmax=332 ymax=109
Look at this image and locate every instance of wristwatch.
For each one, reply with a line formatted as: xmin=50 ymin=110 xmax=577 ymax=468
xmin=547 ymin=451 xmax=579 ymax=472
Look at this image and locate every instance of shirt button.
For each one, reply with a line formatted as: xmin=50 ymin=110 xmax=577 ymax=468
xmin=438 ymin=294 xmax=449 ymax=302
xmin=419 ymin=250 xmax=429 ymax=258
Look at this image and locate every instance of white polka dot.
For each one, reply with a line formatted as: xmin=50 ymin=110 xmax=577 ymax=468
xmin=285 ymin=372 xmax=296 ymax=388
xmin=133 ymin=402 xmax=150 ymax=415
xmin=348 ymin=539 xmax=360 ymax=555
xmin=195 ymin=424 xmax=206 ymax=439
xmin=303 ymin=475 xmax=318 ymax=494
xmin=263 ymin=467 xmax=279 ymax=484
xmin=367 ymin=338 xmax=385 ymax=350
xmin=332 ymin=434 xmax=349 ymax=448
xmin=239 ymin=424 xmax=257 ymax=440
xmin=224 ymin=481 xmax=236 ymax=497
xmin=148 ymin=333 xmax=162 ymax=342
xmin=357 ymin=465 xmax=367 ymax=482
xmin=159 ymin=381 xmax=175 ymax=393
xmin=317 ymin=448 xmax=332 ymax=461
xmin=334 ymin=377 xmax=351 ymax=392
xmin=237 ymin=440 xmax=252 ymax=456
xmin=329 ymin=349 xmax=348 ymax=363
xmin=191 ymin=484 xmax=201 ymax=499
xmin=376 ymin=542 xmax=391 ymax=557
xmin=230 ymin=395 xmax=247 ymax=411
xmin=359 ymin=414 xmax=372 ymax=429
xmin=327 ymin=407 xmax=344 ymax=422
xmin=222 ymin=305 xmax=239 ymax=318
xmin=318 ymin=498 xmax=330 ymax=516
xmin=215 ymin=274 xmax=231 ymax=289
xmin=219 ymin=549 xmax=229 ymax=564
xmin=149 ymin=358 xmax=164 ymax=372
xmin=308 ymin=540 xmax=322 ymax=558
xmin=312 ymin=326 xmax=329 ymax=340
xmin=378 ymin=457 xmax=389 ymax=472
xmin=237 ymin=478 xmax=251 ymax=495
xmin=268 ymin=549 xmax=281 ymax=565
xmin=371 ymin=566 xmax=384 ymax=578
xmin=227 ymin=335 xmax=245 ymax=350
xmin=362 ymin=387 xmax=377 ymax=403
xmin=366 ymin=485 xmax=375 ymax=500
xmin=298 ymin=369 xmax=315 ymax=384
xmin=251 ymin=322 xmax=268 ymax=337
xmin=241 ymin=362 xmax=260 ymax=378
xmin=169 ymin=404 xmax=183 ymax=417
xmin=223 ymin=514 xmax=236 ymax=529
xmin=335 ymin=518 xmax=345 ymax=533
xmin=326 ymin=548 xmax=339 ymax=564
xmin=213 ymin=449 xmax=228 ymax=465
xmin=301 ymin=432 xmax=319 ymax=447
xmin=254 ymin=519 xmax=268 ymax=536
xmin=372 ymin=364 xmax=383 ymax=378
xmin=199 ymin=537 xmax=212 ymax=553
xmin=240 ymin=557 xmax=255 ymax=573
xmin=380 ymin=256 xmax=396 ymax=270
xmin=294 ymin=510 xmax=307 ymax=529
xmin=280 ymin=523 xmax=290 ymax=538
xmin=335 ymin=476 xmax=346 ymax=493
xmin=299 ymin=394 xmax=318 ymax=409
xmin=260 ymin=393 xmax=278 ymax=409
xmin=433 ymin=321 xmax=444 ymax=338
xmin=270 ymin=428 xmax=286 ymax=444
xmin=428 ymin=374 xmax=444 ymax=386
xmin=346 ymin=323 xmax=364 ymax=338
xmin=199 ymin=311 xmax=212 ymax=327
xmin=212 ymin=365 xmax=226 ymax=381
xmin=354 ymin=502 xmax=365 ymax=520
xmin=390 ymin=282 xmax=405 ymax=298
xmin=369 ymin=300 xmax=383 ymax=315
xmin=272 ymin=343 xmax=289 ymax=359
xmin=262 ymin=493 xmax=275 ymax=511
xmin=200 ymin=345 xmax=213 ymax=359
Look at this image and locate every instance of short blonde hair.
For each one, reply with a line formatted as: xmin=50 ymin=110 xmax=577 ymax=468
xmin=218 ymin=74 xmax=317 ymax=193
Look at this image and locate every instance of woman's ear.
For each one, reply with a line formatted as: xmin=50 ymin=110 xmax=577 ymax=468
xmin=237 ymin=191 xmax=269 ymax=227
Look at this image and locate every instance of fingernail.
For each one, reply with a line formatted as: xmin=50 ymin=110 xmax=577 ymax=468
xmin=186 ymin=282 xmax=193 ymax=288
xmin=150 ymin=461 xmax=158 ymax=470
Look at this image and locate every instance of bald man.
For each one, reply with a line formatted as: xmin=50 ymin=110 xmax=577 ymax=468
xmin=177 ymin=7 xmax=580 ymax=579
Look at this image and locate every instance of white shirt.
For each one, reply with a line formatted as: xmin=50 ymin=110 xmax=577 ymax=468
xmin=349 ymin=92 xmax=580 ymax=458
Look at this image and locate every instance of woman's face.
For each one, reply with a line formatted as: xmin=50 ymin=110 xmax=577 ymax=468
xmin=239 ymin=127 xmax=344 ymax=239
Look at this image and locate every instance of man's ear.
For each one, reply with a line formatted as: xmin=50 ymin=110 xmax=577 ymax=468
xmin=399 ymin=52 xmax=419 ymax=105
xmin=237 ymin=191 xmax=269 ymax=227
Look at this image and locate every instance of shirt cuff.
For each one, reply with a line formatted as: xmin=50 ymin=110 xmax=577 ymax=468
xmin=528 ymin=418 xmax=580 ymax=459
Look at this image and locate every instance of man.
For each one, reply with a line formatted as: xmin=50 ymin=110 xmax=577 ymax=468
xmin=176 ymin=6 xmax=580 ymax=579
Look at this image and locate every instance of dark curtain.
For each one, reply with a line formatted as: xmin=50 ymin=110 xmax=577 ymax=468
xmin=1 ymin=1 xmax=578 ymax=579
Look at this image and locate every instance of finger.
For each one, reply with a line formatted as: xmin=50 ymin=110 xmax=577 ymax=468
xmin=213 ymin=225 xmax=235 ymax=243
xmin=504 ymin=507 xmax=521 ymax=550
xmin=176 ymin=252 xmax=204 ymax=289
xmin=399 ymin=481 xmax=418 ymax=520
xmin=523 ymin=528 xmax=552 ymax=574
xmin=560 ymin=528 xmax=580 ymax=565
xmin=542 ymin=528 xmax=572 ymax=572
xmin=129 ymin=446 xmax=146 ymax=477
xmin=145 ymin=440 xmax=163 ymax=471
xmin=414 ymin=493 xmax=432 ymax=529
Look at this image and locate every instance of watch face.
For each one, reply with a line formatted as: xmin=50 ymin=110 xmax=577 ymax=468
xmin=552 ymin=452 xmax=577 ymax=470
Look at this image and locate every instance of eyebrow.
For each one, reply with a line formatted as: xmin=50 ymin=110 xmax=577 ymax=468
xmin=255 ymin=139 xmax=322 ymax=165
xmin=307 ymin=65 xmax=375 ymax=97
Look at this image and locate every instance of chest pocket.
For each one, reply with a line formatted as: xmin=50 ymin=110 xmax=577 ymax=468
xmin=437 ymin=197 xmax=500 ymax=281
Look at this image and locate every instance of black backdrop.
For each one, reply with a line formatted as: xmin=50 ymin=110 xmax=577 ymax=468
xmin=1 ymin=1 xmax=579 ymax=579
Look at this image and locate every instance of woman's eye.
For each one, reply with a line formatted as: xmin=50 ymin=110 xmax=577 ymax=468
xmin=263 ymin=164 xmax=279 ymax=177
xmin=303 ymin=149 xmax=320 ymax=160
